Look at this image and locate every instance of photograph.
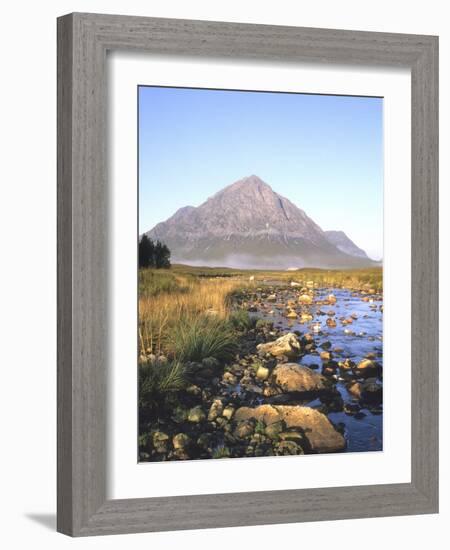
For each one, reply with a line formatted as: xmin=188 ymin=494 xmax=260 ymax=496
xmin=0 ymin=2 xmax=441 ymax=543
xmin=137 ymin=85 xmax=383 ymax=462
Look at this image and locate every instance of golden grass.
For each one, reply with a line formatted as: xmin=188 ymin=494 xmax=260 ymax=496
xmin=139 ymin=265 xmax=382 ymax=356
xmin=170 ymin=264 xmax=382 ymax=292
xmin=139 ymin=273 xmax=246 ymax=356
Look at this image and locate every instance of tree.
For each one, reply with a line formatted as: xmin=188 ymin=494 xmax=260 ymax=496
xmin=139 ymin=234 xmax=154 ymax=268
xmin=154 ymin=240 xmax=171 ymax=268
xmin=139 ymin=235 xmax=171 ymax=269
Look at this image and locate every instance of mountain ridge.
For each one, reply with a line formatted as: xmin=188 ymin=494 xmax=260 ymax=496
xmin=145 ymin=175 xmax=377 ymax=269
xmin=324 ymin=230 xmax=369 ymax=260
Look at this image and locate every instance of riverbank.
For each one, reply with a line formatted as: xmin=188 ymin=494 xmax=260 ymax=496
xmin=138 ymin=267 xmax=383 ymax=461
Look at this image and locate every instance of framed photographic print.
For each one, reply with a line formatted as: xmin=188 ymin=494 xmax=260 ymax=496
xmin=57 ymin=13 xmax=438 ymax=536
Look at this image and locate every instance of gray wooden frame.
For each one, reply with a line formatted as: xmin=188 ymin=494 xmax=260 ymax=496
xmin=57 ymin=12 xmax=439 ymax=537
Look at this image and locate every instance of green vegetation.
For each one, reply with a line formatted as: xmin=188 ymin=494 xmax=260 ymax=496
xmin=138 ymin=264 xmax=382 ymax=422
xmin=139 ymin=235 xmax=171 ymax=269
xmin=228 ymin=309 xmax=256 ymax=331
xmin=212 ymin=445 xmax=231 ymax=459
xmin=170 ymin=315 xmax=238 ymax=363
xmin=139 ymin=269 xmax=187 ymax=297
xmin=139 ymin=269 xmax=243 ymax=357
xmin=138 ymin=263 xmax=383 ymax=460
xmin=255 ymin=420 xmax=266 ymax=435
xmin=139 ymin=359 xmax=187 ymax=415
xmin=169 ymin=263 xmax=383 ymax=292
xmin=285 ymin=267 xmax=383 ymax=292
xmin=138 ymin=265 xmax=382 ymax=360
xmin=255 ymin=318 xmax=273 ymax=330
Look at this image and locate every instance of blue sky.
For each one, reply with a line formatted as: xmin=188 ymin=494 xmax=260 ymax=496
xmin=139 ymin=86 xmax=383 ymax=260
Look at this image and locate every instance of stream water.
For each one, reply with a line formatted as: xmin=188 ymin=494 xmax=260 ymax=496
xmin=250 ymin=286 xmax=383 ymax=453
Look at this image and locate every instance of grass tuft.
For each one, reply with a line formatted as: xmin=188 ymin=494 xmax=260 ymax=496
xmin=170 ymin=315 xmax=238 ymax=363
xmin=212 ymin=445 xmax=231 ymax=459
xmin=228 ymin=309 xmax=256 ymax=331
xmin=139 ymin=359 xmax=187 ymax=409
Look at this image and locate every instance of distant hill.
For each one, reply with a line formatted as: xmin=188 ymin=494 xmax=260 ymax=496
xmin=324 ymin=230 xmax=369 ymax=260
xmin=145 ymin=175 xmax=377 ymax=269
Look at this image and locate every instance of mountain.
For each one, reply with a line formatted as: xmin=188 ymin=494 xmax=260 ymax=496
xmin=145 ymin=175 xmax=375 ymax=269
xmin=324 ymin=230 xmax=369 ymax=259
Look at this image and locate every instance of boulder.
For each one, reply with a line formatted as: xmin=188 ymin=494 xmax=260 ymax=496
xmin=208 ymin=399 xmax=224 ymax=421
xmin=339 ymin=358 xmax=355 ymax=371
xmin=222 ymin=371 xmax=238 ymax=385
xmin=271 ymin=363 xmax=327 ymax=394
xmin=275 ymin=406 xmax=346 ymax=452
xmin=327 ymin=294 xmax=337 ymax=304
xmin=257 ymin=333 xmax=301 ymax=359
xmin=347 ymin=381 xmax=363 ymax=399
xmin=186 ymin=384 xmax=201 ymax=397
xmin=322 ymin=362 xmax=338 ymax=376
xmin=234 ymin=420 xmax=255 ymax=439
xmin=187 ymin=406 xmax=206 ymax=423
xmin=234 ymin=404 xmax=283 ymax=426
xmin=354 ymin=359 xmax=378 ymax=377
xmin=172 ymin=433 xmax=191 ymax=450
xmin=265 ymin=420 xmax=285 ymax=440
xmin=274 ymin=440 xmax=304 ymax=455
xmin=171 ymin=406 xmax=188 ymax=424
xmin=279 ymin=431 xmax=304 ymax=444
xmin=320 ymin=351 xmax=332 ymax=362
xmin=152 ymin=431 xmax=170 ymax=453
xmin=256 ymin=365 xmax=270 ymax=380
xmin=361 ymin=380 xmax=383 ymax=403
xmin=299 ymin=294 xmax=313 ymax=305
xmin=222 ymin=405 xmax=235 ymax=420
xmin=234 ymin=405 xmax=345 ymax=453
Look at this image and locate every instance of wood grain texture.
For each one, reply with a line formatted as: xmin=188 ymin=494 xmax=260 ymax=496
xmin=57 ymin=12 xmax=439 ymax=537
xmin=410 ymin=36 xmax=439 ymax=506
xmin=57 ymin=13 xmax=74 ymax=535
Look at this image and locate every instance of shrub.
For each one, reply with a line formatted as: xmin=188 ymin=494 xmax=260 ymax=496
xmin=139 ymin=359 xmax=187 ymax=410
xmin=171 ymin=315 xmax=238 ymax=363
xmin=228 ymin=309 xmax=256 ymax=331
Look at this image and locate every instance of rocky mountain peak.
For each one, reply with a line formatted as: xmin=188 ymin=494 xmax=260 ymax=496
xmin=145 ymin=175 xmax=374 ymax=269
xmin=209 ymin=175 xmax=276 ymax=203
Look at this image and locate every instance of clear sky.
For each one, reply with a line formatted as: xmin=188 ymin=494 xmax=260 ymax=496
xmin=139 ymin=86 xmax=383 ymax=260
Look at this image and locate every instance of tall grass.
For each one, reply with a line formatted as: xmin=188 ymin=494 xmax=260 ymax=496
xmin=138 ymin=266 xmax=382 ymax=360
xmin=228 ymin=309 xmax=256 ymax=331
xmin=139 ymin=269 xmax=245 ymax=357
xmin=139 ymin=359 xmax=187 ymax=411
xmin=139 ymin=268 xmax=189 ymax=297
xmin=170 ymin=264 xmax=383 ymax=293
xmin=170 ymin=316 xmax=238 ymax=363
